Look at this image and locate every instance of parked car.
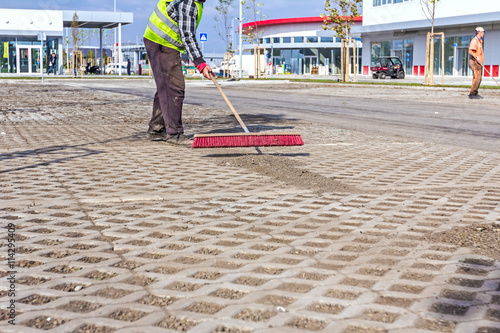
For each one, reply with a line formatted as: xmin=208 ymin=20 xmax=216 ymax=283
xmin=371 ymin=57 xmax=405 ymax=79
xmin=105 ymin=64 xmax=136 ymax=75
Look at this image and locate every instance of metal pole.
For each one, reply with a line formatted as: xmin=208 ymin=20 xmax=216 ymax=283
xmin=202 ymin=41 xmax=205 ymax=82
xmin=118 ymin=23 xmax=122 ymax=76
xmin=239 ymin=0 xmax=243 ymax=79
xmin=41 ymin=37 xmax=44 ymax=83
xmin=100 ymin=28 xmax=104 ymax=76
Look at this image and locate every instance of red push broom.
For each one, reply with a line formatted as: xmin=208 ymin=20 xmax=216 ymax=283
xmin=191 ymin=75 xmax=304 ymax=148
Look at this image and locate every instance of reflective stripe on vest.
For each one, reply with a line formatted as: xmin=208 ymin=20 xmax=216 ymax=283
xmin=144 ymin=0 xmax=203 ymax=52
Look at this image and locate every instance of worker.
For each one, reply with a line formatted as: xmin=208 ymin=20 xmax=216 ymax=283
xmin=144 ymin=0 xmax=213 ymax=145
xmin=468 ymin=27 xmax=485 ymax=99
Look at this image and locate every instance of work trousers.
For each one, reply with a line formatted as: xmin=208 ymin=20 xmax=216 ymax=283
xmin=144 ymin=38 xmax=185 ymax=135
xmin=469 ymin=59 xmax=483 ymax=95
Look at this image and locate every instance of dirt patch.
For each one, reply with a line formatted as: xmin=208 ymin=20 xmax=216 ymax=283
xmin=192 ymin=271 xmax=223 ymax=280
xmin=78 ymin=256 xmax=107 ymax=264
xmin=59 ymin=301 xmax=101 ymax=313
xmin=108 ymin=308 xmax=147 ymax=322
xmin=18 ymin=294 xmax=59 ymax=305
xmin=149 ymin=266 xmax=184 ymax=274
xmin=217 ymin=154 xmax=358 ymax=194
xmin=197 ymin=247 xmax=223 ymax=255
xmin=184 ymin=302 xmax=225 ymax=314
xmin=175 ymin=256 xmax=206 ymax=264
xmin=325 ymin=289 xmax=360 ymax=300
xmin=415 ymin=317 xmax=456 ymax=332
xmin=213 ymin=261 xmax=244 ymax=269
xmin=22 ymin=316 xmax=67 ymax=330
xmin=376 ymin=296 xmax=414 ymax=308
xmin=234 ymin=308 xmax=277 ymax=322
xmin=74 ymin=324 xmax=115 ymax=333
xmin=93 ymin=287 xmax=133 ymax=299
xmin=233 ymin=276 xmax=268 ymax=286
xmin=258 ymin=295 xmax=296 ymax=307
xmin=124 ymin=275 xmax=158 ymax=286
xmin=17 ymin=276 xmax=50 ymax=286
xmin=17 ymin=260 xmax=44 ymax=268
xmin=138 ymin=295 xmax=177 ymax=307
xmin=389 ymin=284 xmax=425 ymax=294
xmin=287 ymin=317 xmax=327 ymax=331
xmin=212 ymin=326 xmax=251 ymax=333
xmin=425 ymin=223 xmax=500 ymax=259
xmin=254 ymin=267 xmax=285 ymax=275
xmin=309 ymin=302 xmax=344 ymax=314
xmin=167 ymin=281 xmax=203 ymax=292
xmin=210 ymin=288 xmax=248 ymax=300
xmin=278 ymin=282 xmax=314 ymax=293
xmin=363 ymin=309 xmax=399 ymax=323
xmin=51 ymin=283 xmax=86 ymax=292
xmin=69 ymin=243 xmax=99 ymax=250
xmin=84 ymin=271 xmax=117 ymax=280
xmin=45 ymin=265 xmax=81 ymax=274
xmin=156 ymin=315 xmax=198 ymax=332
xmin=112 ymin=260 xmax=143 ymax=269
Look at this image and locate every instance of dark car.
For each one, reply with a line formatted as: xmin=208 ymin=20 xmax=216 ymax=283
xmin=371 ymin=57 xmax=405 ymax=79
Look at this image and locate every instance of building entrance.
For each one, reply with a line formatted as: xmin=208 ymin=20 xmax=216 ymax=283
xmin=457 ymin=47 xmax=471 ymax=77
xmin=16 ymin=45 xmax=42 ymax=74
xmin=304 ymin=56 xmax=318 ymax=74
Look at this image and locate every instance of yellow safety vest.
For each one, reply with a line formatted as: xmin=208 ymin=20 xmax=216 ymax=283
xmin=144 ymin=0 xmax=203 ymax=53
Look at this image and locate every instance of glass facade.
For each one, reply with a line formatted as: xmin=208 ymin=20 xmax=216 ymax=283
xmin=373 ymin=0 xmax=414 ymax=6
xmin=0 ymin=37 xmax=60 ymax=74
xmin=371 ymin=39 xmax=413 ymax=75
xmin=264 ymin=47 xmax=361 ymax=75
xmin=442 ymin=35 xmax=473 ymax=76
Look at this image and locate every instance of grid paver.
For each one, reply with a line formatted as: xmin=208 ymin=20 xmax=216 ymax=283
xmin=1 ymin=81 xmax=499 ymax=333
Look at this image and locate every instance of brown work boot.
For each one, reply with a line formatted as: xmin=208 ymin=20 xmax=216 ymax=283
xmin=165 ymin=133 xmax=193 ymax=147
xmin=147 ymin=128 xmax=167 ymax=140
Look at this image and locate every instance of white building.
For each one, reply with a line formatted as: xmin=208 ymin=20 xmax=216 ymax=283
xmin=356 ymin=0 xmax=500 ymax=77
xmin=243 ymin=17 xmax=363 ymax=75
xmin=0 ymin=8 xmax=133 ymax=75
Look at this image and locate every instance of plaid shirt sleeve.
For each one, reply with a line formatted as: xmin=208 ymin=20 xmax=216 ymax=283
xmin=178 ymin=0 xmax=205 ymax=66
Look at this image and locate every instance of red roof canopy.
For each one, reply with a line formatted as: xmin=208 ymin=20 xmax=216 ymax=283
xmin=242 ymin=16 xmax=363 ymax=34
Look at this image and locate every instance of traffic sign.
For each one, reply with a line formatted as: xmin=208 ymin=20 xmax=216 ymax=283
xmin=199 ymin=33 xmax=208 ymax=42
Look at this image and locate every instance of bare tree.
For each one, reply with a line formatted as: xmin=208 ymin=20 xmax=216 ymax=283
xmin=71 ymin=12 xmax=80 ymax=52
xmin=242 ymin=1 xmax=266 ymax=47
xmin=420 ymin=0 xmax=442 ymax=85
xmin=242 ymin=0 xmax=267 ymax=77
xmin=321 ymin=0 xmax=362 ymax=81
xmin=321 ymin=0 xmax=362 ymax=40
xmin=420 ymin=0 xmax=441 ymax=34
xmin=214 ymin=0 xmax=235 ymax=52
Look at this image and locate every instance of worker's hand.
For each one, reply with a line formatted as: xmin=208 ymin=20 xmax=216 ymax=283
xmin=202 ymin=65 xmax=213 ymax=80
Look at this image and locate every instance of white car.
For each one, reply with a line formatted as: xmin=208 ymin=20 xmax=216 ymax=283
xmin=105 ymin=64 xmax=136 ymax=75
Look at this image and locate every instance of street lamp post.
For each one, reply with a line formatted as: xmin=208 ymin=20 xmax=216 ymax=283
xmin=239 ymin=1 xmax=243 ymax=79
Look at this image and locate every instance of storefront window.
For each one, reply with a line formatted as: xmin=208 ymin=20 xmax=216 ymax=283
xmin=306 ymin=37 xmax=318 ymax=43
xmin=321 ymin=37 xmax=334 ymax=43
xmin=273 ymin=37 xmax=280 ymax=44
xmin=0 ymin=38 xmax=17 ymax=73
xmin=282 ymin=37 xmax=292 ymax=43
xmin=294 ymin=37 xmax=304 ymax=43
xmin=371 ymin=40 xmax=412 ymax=74
xmin=370 ymin=41 xmax=391 ymax=66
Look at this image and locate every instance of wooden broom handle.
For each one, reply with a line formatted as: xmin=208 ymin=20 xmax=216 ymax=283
xmin=210 ymin=75 xmax=250 ymax=133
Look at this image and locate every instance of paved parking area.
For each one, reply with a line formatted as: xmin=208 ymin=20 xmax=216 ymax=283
xmin=1 ymin=81 xmax=499 ymax=333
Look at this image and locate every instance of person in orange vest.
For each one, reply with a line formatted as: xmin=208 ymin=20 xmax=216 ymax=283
xmin=468 ymin=27 xmax=485 ymax=99
xmin=144 ymin=0 xmax=212 ymax=146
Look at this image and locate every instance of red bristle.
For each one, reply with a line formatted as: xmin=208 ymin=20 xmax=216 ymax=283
xmin=191 ymin=134 xmax=304 ymax=148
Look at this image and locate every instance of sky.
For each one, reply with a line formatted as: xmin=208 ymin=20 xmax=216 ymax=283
xmin=0 ymin=0 xmax=328 ymax=53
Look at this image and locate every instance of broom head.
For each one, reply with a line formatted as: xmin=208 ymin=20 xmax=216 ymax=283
xmin=192 ymin=132 xmax=304 ymax=148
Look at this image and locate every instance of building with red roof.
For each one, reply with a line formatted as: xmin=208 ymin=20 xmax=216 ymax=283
xmin=242 ymin=16 xmax=363 ymax=75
